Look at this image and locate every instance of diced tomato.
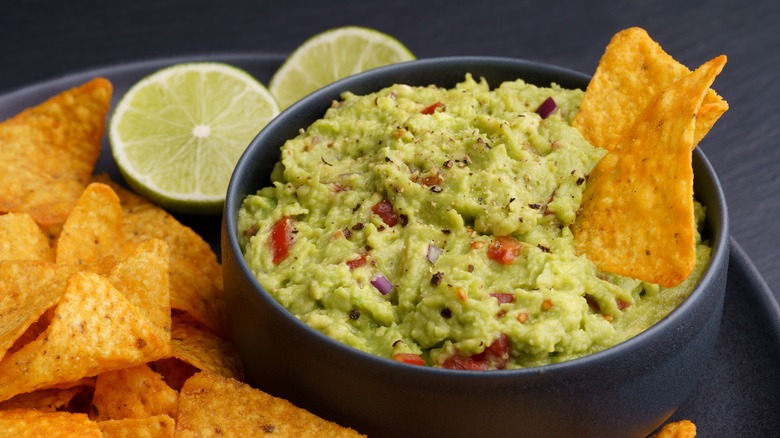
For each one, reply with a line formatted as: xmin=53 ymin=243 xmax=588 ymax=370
xmin=487 ymin=236 xmax=522 ymax=265
xmin=392 ymin=353 xmax=425 ymax=366
xmin=441 ymin=334 xmax=511 ymax=371
xmin=617 ymin=298 xmax=631 ymax=310
xmin=346 ymin=253 xmax=369 ymax=270
xmin=490 ymin=293 xmax=515 ymax=304
xmin=421 ymin=101 xmax=444 ymax=115
xmin=269 ymin=217 xmax=294 ymax=265
xmin=441 ymin=354 xmax=488 ymax=371
xmin=371 ymin=199 xmax=399 ymax=227
xmin=418 ymin=173 xmax=443 ymax=186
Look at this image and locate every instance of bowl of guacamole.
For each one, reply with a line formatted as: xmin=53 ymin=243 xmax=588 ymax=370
xmin=222 ymin=57 xmax=729 ymax=437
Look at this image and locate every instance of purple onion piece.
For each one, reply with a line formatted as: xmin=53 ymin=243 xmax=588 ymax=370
xmin=371 ymin=273 xmax=393 ymax=295
xmin=426 ymin=244 xmax=443 ymax=264
xmin=536 ymin=96 xmax=557 ymax=119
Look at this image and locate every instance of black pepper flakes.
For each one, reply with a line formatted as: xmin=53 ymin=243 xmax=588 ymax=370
xmin=441 ymin=229 xmax=451 ymax=234
xmin=352 ymin=223 xmax=365 ymax=231
xmin=399 ymin=214 xmax=409 ymax=227
xmin=430 ymin=186 xmax=443 ymax=193
xmin=576 ymin=177 xmax=585 ymax=185
xmin=440 ymin=307 xmax=452 ymax=319
xmin=537 ymin=244 xmax=551 ymax=253
xmin=431 ymin=271 xmax=444 ymax=286
xmin=528 ymin=203 xmax=542 ymax=209
xmin=349 ymin=310 xmax=361 ymax=320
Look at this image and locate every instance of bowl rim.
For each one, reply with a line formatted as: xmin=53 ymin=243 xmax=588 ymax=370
xmin=224 ymin=55 xmax=730 ymax=379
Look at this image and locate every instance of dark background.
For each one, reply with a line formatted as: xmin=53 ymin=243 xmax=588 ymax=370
xmin=1 ymin=1 xmax=779 ymax=435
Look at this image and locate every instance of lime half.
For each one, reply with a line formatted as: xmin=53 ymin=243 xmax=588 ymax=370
xmin=109 ymin=62 xmax=279 ymax=215
xmin=269 ymin=26 xmax=415 ymax=109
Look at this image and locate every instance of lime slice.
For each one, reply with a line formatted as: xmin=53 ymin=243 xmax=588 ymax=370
xmin=269 ymin=26 xmax=415 ymax=109
xmin=109 ymin=62 xmax=279 ymax=215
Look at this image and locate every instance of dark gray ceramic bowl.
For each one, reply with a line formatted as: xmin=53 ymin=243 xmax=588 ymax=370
xmin=222 ymin=57 xmax=729 ymax=438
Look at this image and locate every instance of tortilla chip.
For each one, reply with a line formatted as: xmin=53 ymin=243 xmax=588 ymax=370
xmin=167 ymin=314 xmax=244 ymax=381
xmin=90 ymin=364 xmax=178 ymax=421
xmin=175 ymin=371 xmax=365 ymax=437
xmin=1 ymin=253 xmax=120 ymax=360
xmin=573 ymin=27 xmax=728 ymax=151
xmin=573 ymin=56 xmax=726 ymax=287
xmin=0 ymin=213 xmax=53 ymax=262
xmin=0 ymin=409 xmax=102 ymax=437
xmin=98 ymin=415 xmax=175 ymax=438
xmin=108 ymin=239 xmax=172 ymax=343
xmin=0 ymin=78 xmax=112 ymax=228
xmin=0 ymin=271 xmax=170 ymax=402
xmin=0 ymin=261 xmax=71 ymax=361
xmin=0 ymin=386 xmax=90 ymax=413
xmin=94 ymin=174 xmax=227 ymax=336
xmin=55 ymin=182 xmax=124 ymax=265
xmin=650 ymin=419 xmax=697 ymax=438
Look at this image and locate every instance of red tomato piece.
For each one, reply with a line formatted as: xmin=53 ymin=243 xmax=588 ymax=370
xmin=418 ymin=173 xmax=443 ymax=186
xmin=346 ymin=253 xmax=369 ymax=270
xmin=487 ymin=236 xmax=522 ymax=265
xmin=371 ymin=199 xmax=399 ymax=227
xmin=392 ymin=353 xmax=425 ymax=366
xmin=441 ymin=334 xmax=511 ymax=371
xmin=269 ymin=217 xmax=294 ymax=265
xmin=421 ymin=101 xmax=444 ymax=115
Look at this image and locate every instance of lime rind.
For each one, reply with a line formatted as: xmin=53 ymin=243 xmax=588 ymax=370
xmin=109 ymin=62 xmax=279 ymax=215
xmin=269 ymin=26 xmax=415 ymax=109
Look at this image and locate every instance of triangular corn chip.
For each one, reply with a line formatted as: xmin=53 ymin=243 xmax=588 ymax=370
xmin=573 ymin=27 xmax=728 ymax=151
xmin=91 ymin=364 xmax=178 ymax=421
xmin=175 ymin=372 xmax=365 ymax=437
xmin=168 ymin=314 xmax=244 ymax=381
xmin=0 ymin=409 xmax=102 ymax=437
xmin=55 ymin=182 xmax=124 ymax=265
xmin=0 ymin=386 xmax=90 ymax=413
xmin=93 ymin=174 xmax=227 ymax=336
xmin=573 ymin=56 xmax=726 ymax=286
xmin=0 ymin=261 xmax=71 ymax=361
xmin=97 ymin=415 xmax=176 ymax=438
xmin=0 ymin=78 xmax=112 ymax=228
xmin=0 ymin=212 xmax=53 ymax=262
xmin=97 ymin=415 xmax=175 ymax=438
xmin=108 ymin=239 xmax=171 ymax=343
xmin=0 ymin=271 xmax=169 ymax=401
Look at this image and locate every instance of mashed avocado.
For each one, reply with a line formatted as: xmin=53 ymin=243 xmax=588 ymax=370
xmin=238 ymin=74 xmax=711 ymax=369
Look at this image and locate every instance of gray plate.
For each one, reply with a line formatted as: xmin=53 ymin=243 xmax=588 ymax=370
xmin=1 ymin=54 xmax=778 ymax=436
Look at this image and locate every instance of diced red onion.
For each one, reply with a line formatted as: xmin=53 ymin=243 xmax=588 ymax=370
xmin=426 ymin=244 xmax=443 ymax=264
xmin=371 ymin=273 xmax=393 ymax=295
xmin=536 ymin=97 xmax=557 ymax=119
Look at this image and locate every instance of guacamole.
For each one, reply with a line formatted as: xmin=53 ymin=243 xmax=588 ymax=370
xmin=238 ymin=74 xmax=711 ymax=370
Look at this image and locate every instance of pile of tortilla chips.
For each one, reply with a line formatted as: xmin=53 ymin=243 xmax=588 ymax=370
xmin=0 ymin=79 xmax=363 ymax=436
xmin=572 ymin=27 xmax=728 ymax=287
